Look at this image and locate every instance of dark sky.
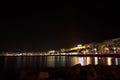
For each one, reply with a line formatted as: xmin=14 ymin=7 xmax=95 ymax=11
xmin=0 ymin=1 xmax=120 ymax=52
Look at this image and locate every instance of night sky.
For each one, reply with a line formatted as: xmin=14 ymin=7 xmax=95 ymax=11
xmin=0 ymin=1 xmax=120 ymax=52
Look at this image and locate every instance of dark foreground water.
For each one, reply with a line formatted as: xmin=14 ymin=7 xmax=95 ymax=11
xmin=0 ymin=56 xmax=120 ymax=80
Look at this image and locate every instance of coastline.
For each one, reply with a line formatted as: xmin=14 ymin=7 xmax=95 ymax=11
xmin=0 ymin=53 xmax=120 ymax=57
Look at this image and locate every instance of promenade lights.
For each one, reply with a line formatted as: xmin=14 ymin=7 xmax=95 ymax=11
xmin=113 ymin=47 xmax=116 ymax=53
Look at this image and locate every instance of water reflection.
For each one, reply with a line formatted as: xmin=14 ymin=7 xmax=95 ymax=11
xmin=107 ymin=57 xmax=112 ymax=65
xmin=86 ymin=57 xmax=91 ymax=65
xmin=77 ymin=57 xmax=84 ymax=65
xmin=47 ymin=56 xmax=55 ymax=67
xmin=3 ymin=56 xmax=8 ymax=71
xmin=1 ymin=56 xmax=120 ymax=72
xmin=94 ymin=57 xmax=98 ymax=65
xmin=115 ymin=58 xmax=118 ymax=65
xmin=73 ymin=57 xmax=78 ymax=65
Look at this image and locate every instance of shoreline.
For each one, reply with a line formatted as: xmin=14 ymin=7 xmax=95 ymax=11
xmin=0 ymin=53 xmax=120 ymax=57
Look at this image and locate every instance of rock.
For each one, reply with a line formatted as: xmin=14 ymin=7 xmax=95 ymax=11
xmin=17 ymin=71 xmax=28 ymax=80
xmin=71 ymin=64 xmax=81 ymax=75
xmin=37 ymin=72 xmax=49 ymax=80
xmin=86 ymin=67 xmax=97 ymax=80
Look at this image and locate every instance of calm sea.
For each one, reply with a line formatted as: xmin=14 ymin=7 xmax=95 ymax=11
xmin=0 ymin=56 xmax=120 ymax=79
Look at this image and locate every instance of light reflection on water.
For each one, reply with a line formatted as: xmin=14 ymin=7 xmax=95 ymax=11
xmin=94 ymin=57 xmax=98 ymax=65
xmin=86 ymin=57 xmax=91 ymax=65
xmin=1 ymin=56 xmax=120 ymax=72
xmin=107 ymin=57 xmax=112 ymax=65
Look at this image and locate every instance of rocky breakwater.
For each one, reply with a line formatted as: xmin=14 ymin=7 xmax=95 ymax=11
xmin=17 ymin=64 xmax=120 ymax=80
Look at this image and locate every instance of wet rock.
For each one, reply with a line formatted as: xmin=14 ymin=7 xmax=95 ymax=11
xmin=37 ymin=72 xmax=49 ymax=80
xmin=71 ymin=64 xmax=81 ymax=75
xmin=17 ymin=71 xmax=28 ymax=80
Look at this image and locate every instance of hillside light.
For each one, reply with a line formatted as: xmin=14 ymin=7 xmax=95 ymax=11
xmin=77 ymin=44 xmax=82 ymax=47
